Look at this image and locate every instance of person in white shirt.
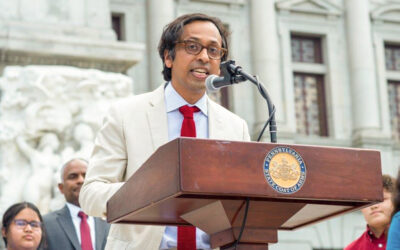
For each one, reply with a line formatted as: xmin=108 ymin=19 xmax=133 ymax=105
xmin=43 ymin=159 xmax=110 ymax=250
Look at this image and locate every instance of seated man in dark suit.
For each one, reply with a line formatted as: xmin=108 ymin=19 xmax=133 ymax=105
xmin=44 ymin=158 xmax=110 ymax=250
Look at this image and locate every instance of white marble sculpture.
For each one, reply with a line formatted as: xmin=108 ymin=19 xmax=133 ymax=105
xmin=66 ymin=122 xmax=95 ymax=161
xmin=16 ymin=133 xmax=61 ymax=213
xmin=0 ymin=65 xmax=133 ymax=214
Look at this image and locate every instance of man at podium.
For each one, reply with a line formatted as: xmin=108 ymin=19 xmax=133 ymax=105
xmin=79 ymin=13 xmax=250 ymax=250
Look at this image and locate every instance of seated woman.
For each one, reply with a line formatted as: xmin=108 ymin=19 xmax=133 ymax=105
xmin=1 ymin=202 xmax=46 ymax=250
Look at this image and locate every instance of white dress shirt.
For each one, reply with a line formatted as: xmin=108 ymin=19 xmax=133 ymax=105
xmin=159 ymin=82 xmax=211 ymax=249
xmin=66 ymin=202 xmax=96 ymax=249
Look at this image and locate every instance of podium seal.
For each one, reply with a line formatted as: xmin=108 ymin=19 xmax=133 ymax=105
xmin=263 ymin=146 xmax=306 ymax=194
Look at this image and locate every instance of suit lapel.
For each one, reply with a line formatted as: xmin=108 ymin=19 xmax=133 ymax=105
xmin=56 ymin=205 xmax=80 ymax=250
xmin=147 ymin=85 xmax=168 ymax=150
xmin=208 ymin=98 xmax=225 ymax=140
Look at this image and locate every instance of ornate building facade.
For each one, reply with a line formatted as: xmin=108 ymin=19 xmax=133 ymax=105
xmin=1 ymin=0 xmax=400 ymax=249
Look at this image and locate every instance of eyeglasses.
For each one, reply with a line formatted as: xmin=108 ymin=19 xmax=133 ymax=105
xmin=13 ymin=219 xmax=42 ymax=230
xmin=175 ymin=40 xmax=227 ymax=60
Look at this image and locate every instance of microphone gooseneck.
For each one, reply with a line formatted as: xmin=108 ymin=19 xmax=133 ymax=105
xmin=206 ymin=60 xmax=277 ymax=143
xmin=214 ymin=60 xmax=277 ymax=250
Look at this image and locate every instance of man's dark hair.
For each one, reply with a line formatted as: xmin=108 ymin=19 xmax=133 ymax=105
xmin=2 ymin=202 xmax=47 ymax=248
xmin=158 ymin=13 xmax=230 ymax=81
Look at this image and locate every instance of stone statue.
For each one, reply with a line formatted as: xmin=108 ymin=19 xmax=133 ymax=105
xmin=73 ymin=122 xmax=95 ymax=160
xmin=16 ymin=133 xmax=61 ymax=213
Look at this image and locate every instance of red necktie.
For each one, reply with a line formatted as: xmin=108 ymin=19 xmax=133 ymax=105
xmin=78 ymin=211 xmax=93 ymax=250
xmin=177 ymin=105 xmax=200 ymax=250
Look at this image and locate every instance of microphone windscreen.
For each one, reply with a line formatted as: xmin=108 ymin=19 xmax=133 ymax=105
xmin=205 ymin=74 xmax=219 ymax=93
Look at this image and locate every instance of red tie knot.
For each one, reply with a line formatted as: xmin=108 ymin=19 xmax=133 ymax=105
xmin=179 ymin=105 xmax=200 ymax=119
xmin=78 ymin=211 xmax=88 ymax=219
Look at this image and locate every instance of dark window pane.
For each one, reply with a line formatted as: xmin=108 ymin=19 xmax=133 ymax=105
xmin=385 ymin=44 xmax=400 ymax=71
xmin=111 ymin=13 xmax=125 ymax=41
xmin=220 ymin=87 xmax=230 ymax=109
xmin=294 ymin=73 xmax=328 ymax=136
xmin=388 ymin=81 xmax=400 ymax=141
xmin=291 ymin=35 xmax=323 ymax=63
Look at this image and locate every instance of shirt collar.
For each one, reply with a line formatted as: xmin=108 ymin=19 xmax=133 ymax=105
xmin=366 ymin=225 xmax=387 ymax=241
xmin=66 ymin=202 xmax=83 ymax=218
xmin=164 ymin=82 xmax=208 ymax=116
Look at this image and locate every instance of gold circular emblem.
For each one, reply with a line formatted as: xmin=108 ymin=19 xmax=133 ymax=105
xmin=264 ymin=146 xmax=306 ymax=194
xmin=269 ymin=152 xmax=301 ymax=188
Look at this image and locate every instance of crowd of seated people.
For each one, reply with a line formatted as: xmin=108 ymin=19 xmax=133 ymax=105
xmin=1 ymin=158 xmax=109 ymax=250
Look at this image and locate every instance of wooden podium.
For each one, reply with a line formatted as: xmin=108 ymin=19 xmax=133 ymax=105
xmin=107 ymin=138 xmax=382 ymax=249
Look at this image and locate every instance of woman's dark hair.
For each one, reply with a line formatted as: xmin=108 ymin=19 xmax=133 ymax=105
xmin=158 ymin=13 xmax=230 ymax=81
xmin=392 ymin=170 xmax=400 ymax=217
xmin=2 ymin=202 xmax=47 ymax=248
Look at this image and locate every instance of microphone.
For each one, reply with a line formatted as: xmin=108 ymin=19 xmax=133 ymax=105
xmin=205 ymin=60 xmax=247 ymax=92
xmin=205 ymin=74 xmax=230 ymax=92
xmin=206 ymin=60 xmax=277 ymax=143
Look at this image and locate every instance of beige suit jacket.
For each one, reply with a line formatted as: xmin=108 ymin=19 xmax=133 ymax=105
xmin=80 ymin=84 xmax=250 ymax=250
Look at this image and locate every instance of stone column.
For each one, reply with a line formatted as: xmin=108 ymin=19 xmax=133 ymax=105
xmin=345 ymin=0 xmax=380 ymax=140
xmin=249 ymin=0 xmax=283 ymax=138
xmin=146 ymin=0 xmax=174 ymax=90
